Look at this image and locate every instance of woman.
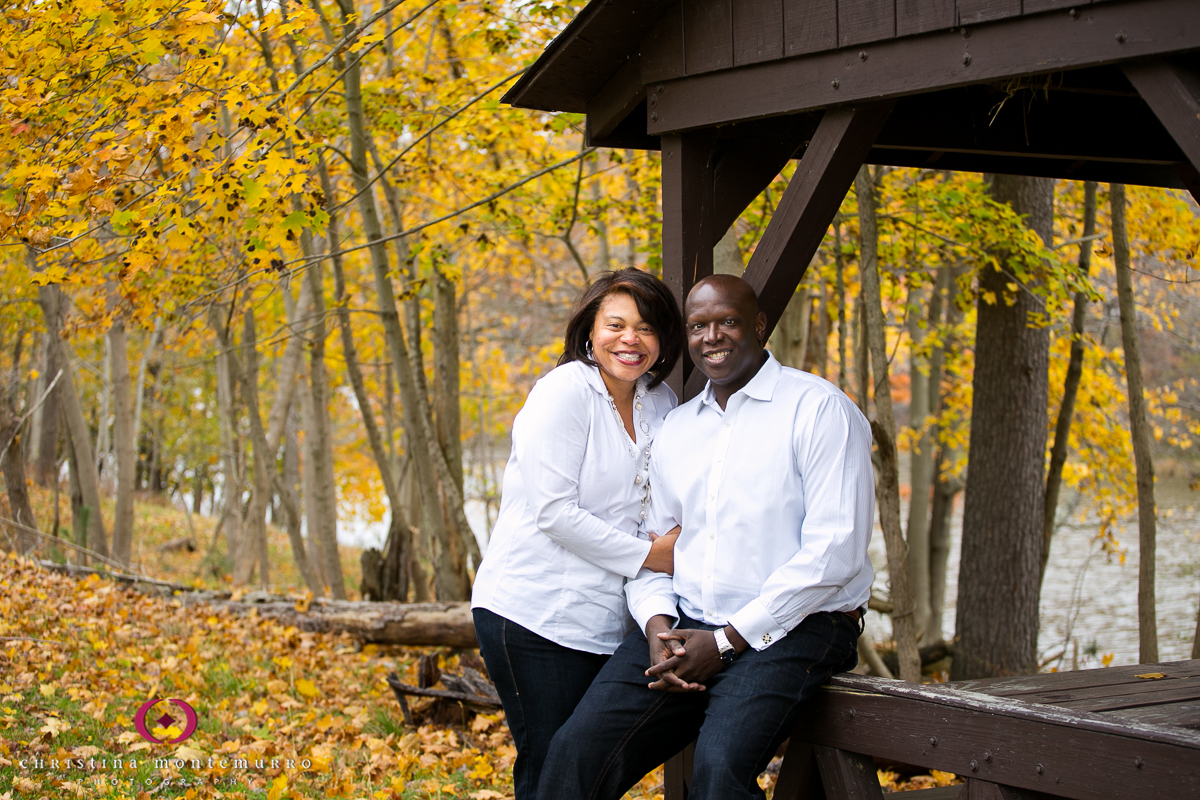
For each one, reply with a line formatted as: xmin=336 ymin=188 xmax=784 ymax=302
xmin=471 ymin=268 xmax=685 ymax=799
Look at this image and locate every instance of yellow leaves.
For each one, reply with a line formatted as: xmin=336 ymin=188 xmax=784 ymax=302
xmin=294 ymin=591 xmax=313 ymax=613
xmin=266 ymin=774 xmax=289 ymax=800
xmin=469 ymin=791 xmax=508 ymax=799
xmin=307 ymin=743 xmax=334 ymax=771
xmin=252 ymin=699 xmax=269 ymax=715
xmin=38 ymin=683 xmax=55 ymax=698
xmin=1136 ymin=672 xmax=1166 ymax=679
xmin=468 ymin=754 xmax=496 ymax=780
xmin=1102 ymin=653 xmax=1115 ymax=667
xmin=39 ymin=716 xmax=69 ymax=738
xmin=295 ymin=678 xmax=320 ymax=699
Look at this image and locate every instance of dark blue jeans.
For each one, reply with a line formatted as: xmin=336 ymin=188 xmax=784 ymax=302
xmin=472 ymin=607 xmax=610 ymax=800
xmin=535 ymin=610 xmax=860 ymax=800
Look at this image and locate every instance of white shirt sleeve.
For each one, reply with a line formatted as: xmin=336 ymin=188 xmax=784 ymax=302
xmin=727 ymin=394 xmax=875 ymax=650
xmin=624 ymin=440 xmax=681 ymax=633
xmin=514 ymin=374 xmax=652 ymax=579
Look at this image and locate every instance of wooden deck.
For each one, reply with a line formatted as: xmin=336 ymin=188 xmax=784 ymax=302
xmin=665 ymin=659 xmax=1200 ymax=799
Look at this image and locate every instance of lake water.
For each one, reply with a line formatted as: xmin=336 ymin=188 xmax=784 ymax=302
xmin=865 ymin=463 xmax=1200 ymax=669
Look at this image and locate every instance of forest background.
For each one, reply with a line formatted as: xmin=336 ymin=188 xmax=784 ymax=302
xmin=1 ymin=0 xmax=1199 ymax=798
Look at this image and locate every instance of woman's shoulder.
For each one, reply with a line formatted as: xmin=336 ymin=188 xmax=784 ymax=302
xmin=526 ymin=360 xmax=600 ymax=407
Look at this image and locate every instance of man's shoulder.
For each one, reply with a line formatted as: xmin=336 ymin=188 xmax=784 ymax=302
xmin=772 ymin=364 xmax=856 ymax=409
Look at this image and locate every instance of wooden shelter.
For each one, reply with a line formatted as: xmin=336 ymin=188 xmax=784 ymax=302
xmin=503 ymin=0 xmax=1200 ymax=400
xmin=502 ymin=2 xmax=1200 ymax=798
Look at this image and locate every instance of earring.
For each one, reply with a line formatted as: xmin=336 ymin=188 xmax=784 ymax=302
xmin=586 ymin=340 xmax=594 ymax=360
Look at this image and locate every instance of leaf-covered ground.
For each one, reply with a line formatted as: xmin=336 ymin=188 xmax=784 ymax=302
xmin=0 ymin=552 xmax=677 ymax=800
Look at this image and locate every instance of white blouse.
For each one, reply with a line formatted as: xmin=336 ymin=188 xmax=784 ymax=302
xmin=471 ymin=360 xmax=678 ymax=654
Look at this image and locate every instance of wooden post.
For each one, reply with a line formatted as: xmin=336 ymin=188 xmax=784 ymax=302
xmin=1123 ymin=59 xmax=1200 ymax=197
xmin=661 ymin=130 xmax=716 ymax=400
xmin=812 ymin=746 xmax=885 ymax=800
xmin=663 ymin=741 xmax=694 ymax=800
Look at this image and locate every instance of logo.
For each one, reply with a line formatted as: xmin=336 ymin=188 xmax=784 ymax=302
xmin=133 ymin=699 xmax=198 ymax=744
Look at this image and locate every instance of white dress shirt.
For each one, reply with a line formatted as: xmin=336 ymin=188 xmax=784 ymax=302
xmin=472 ymin=360 xmax=678 ymax=654
xmin=626 ymin=352 xmax=874 ymax=651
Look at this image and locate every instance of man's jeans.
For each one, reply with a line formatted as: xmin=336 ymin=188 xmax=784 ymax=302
xmin=536 ymin=610 xmax=860 ymax=800
xmin=472 ymin=608 xmax=610 ymax=800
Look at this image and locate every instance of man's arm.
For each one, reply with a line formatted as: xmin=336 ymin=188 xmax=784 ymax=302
xmin=646 ymin=394 xmax=873 ymax=685
xmin=726 ymin=393 xmax=874 ymax=650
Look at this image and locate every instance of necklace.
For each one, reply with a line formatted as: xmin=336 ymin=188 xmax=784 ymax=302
xmin=606 ymin=381 xmax=653 ymax=521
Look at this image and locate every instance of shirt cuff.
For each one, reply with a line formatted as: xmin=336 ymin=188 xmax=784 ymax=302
xmin=631 ymin=596 xmax=680 ymax=637
xmin=617 ymin=537 xmax=655 ymax=579
xmin=728 ymin=598 xmax=790 ymax=651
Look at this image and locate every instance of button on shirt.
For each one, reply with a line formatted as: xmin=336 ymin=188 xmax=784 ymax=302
xmin=626 ymin=352 xmax=874 ymax=650
xmin=472 ymin=361 xmax=677 ymax=654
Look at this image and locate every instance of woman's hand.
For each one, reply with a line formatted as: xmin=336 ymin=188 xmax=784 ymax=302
xmin=642 ymin=526 xmax=680 ymax=574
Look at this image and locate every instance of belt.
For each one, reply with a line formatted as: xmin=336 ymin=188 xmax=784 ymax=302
xmin=843 ymin=607 xmax=862 ymax=621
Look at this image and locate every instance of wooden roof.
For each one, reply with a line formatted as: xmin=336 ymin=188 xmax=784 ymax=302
xmin=504 ymin=0 xmax=1200 ymax=193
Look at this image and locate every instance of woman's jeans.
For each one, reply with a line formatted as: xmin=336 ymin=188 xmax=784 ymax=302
xmin=471 ymin=607 xmax=610 ymax=800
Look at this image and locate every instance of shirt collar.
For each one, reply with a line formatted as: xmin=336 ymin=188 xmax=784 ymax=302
xmin=580 ymin=361 xmax=645 ymax=398
xmin=698 ymin=350 xmax=782 ymax=412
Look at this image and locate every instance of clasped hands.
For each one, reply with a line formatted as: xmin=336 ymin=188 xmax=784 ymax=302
xmin=642 ymin=614 xmax=748 ymax=692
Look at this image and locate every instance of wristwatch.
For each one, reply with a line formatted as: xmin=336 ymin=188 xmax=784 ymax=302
xmin=713 ymin=628 xmax=738 ymax=665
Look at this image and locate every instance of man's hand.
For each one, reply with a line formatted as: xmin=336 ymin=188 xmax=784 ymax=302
xmin=644 ymin=614 xmax=702 ymax=692
xmin=645 ymin=625 xmax=750 ymax=691
xmin=642 ymin=526 xmax=680 ymax=575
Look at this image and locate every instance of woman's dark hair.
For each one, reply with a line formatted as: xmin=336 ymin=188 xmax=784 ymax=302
xmin=558 ymin=268 xmax=684 ymax=389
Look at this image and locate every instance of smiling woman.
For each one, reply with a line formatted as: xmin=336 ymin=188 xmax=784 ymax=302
xmin=470 ymin=268 xmax=685 ymax=800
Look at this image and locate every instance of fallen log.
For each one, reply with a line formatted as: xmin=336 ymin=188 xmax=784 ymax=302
xmin=193 ymin=596 xmax=479 ymax=648
xmin=37 ymin=559 xmax=478 ymax=648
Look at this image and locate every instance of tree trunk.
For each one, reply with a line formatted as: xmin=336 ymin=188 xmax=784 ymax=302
xmin=923 ymin=264 xmax=961 ymax=644
xmin=297 ymin=372 xmax=326 ymax=587
xmin=854 ymin=294 xmax=870 ymax=415
xmin=282 ymin=407 xmax=322 ymax=593
xmin=1043 ymin=181 xmax=1097 ymax=583
xmin=303 ymin=244 xmax=346 ymax=600
xmin=906 ymin=283 xmax=933 ymax=637
xmin=324 ymin=164 xmax=411 ymax=603
xmin=214 ymin=326 xmax=243 ymax=561
xmin=834 ymin=215 xmax=849 ymax=393
xmin=856 ymin=165 xmax=921 ymax=683
xmin=714 ymin=226 xmax=743 ymax=275
xmin=1 ymin=410 xmax=38 ymax=553
xmin=331 ymin=9 xmax=473 ymax=599
xmin=769 ymin=285 xmax=810 ymax=370
xmin=230 ymin=310 xmax=271 ymax=588
xmin=1112 ymin=183 xmax=1158 ymax=664
xmin=33 ymin=329 xmax=61 ymax=488
xmin=109 ymin=319 xmax=136 ymax=566
xmin=132 ymin=319 xmax=162 ymax=454
xmin=952 ymin=175 xmax=1053 ymax=680
xmin=65 ymin=424 xmax=87 ymax=554
xmin=38 ymin=285 xmax=108 ymax=560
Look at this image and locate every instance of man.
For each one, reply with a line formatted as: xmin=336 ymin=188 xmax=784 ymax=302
xmin=536 ymin=274 xmax=875 ymax=800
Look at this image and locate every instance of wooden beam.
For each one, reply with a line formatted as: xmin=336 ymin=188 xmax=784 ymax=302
xmin=586 ymin=56 xmax=646 ymax=144
xmin=813 ymin=746 xmax=886 ymax=799
xmin=711 ymin=118 xmax=815 ymax=241
xmin=682 ymin=101 xmax=892 ymax=398
xmin=663 ymin=741 xmax=694 ymax=800
xmin=647 ymin=0 xmax=1200 ymax=134
xmin=661 ymin=130 xmax=717 ymax=399
xmin=773 ymin=740 xmax=828 ymax=800
xmin=1122 ymin=58 xmax=1200 ymax=180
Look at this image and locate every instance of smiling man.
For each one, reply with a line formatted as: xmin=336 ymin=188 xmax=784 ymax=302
xmin=536 ymin=274 xmax=876 ymax=800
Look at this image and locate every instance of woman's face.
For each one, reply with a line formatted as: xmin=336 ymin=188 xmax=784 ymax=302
xmin=590 ymin=292 xmax=661 ymax=392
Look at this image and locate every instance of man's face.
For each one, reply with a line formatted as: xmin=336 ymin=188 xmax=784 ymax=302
xmin=685 ymin=279 xmax=767 ymax=399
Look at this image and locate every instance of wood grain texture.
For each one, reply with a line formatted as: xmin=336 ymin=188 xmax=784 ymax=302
xmin=795 ymin=683 xmax=1200 ymax=799
xmin=957 ymin=0 xmax=1022 ymax=24
xmin=838 ymin=0 xmax=896 ymax=47
xmin=813 ymin=746 xmax=886 ymax=798
xmin=685 ymin=0 xmax=734 ymax=74
xmin=733 ymin=0 xmax=785 ymax=65
xmin=661 ymin=131 xmax=717 ymax=399
xmin=1023 ymin=0 xmax=1088 ymax=13
xmin=641 ymin=2 xmax=686 ymax=83
xmin=1123 ymin=58 xmax=1200 ymax=173
xmin=648 ymin=0 xmax=1200 ymax=134
xmin=896 ymin=0 xmax=955 ymax=36
xmin=587 ymin=56 xmax=645 ymax=142
xmin=784 ymin=0 xmax=838 ymax=56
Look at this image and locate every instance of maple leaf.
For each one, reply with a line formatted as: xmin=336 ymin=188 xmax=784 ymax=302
xmin=295 ymin=678 xmax=320 ymax=699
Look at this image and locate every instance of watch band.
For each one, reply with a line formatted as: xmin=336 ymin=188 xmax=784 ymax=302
xmin=714 ymin=628 xmax=738 ymax=664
